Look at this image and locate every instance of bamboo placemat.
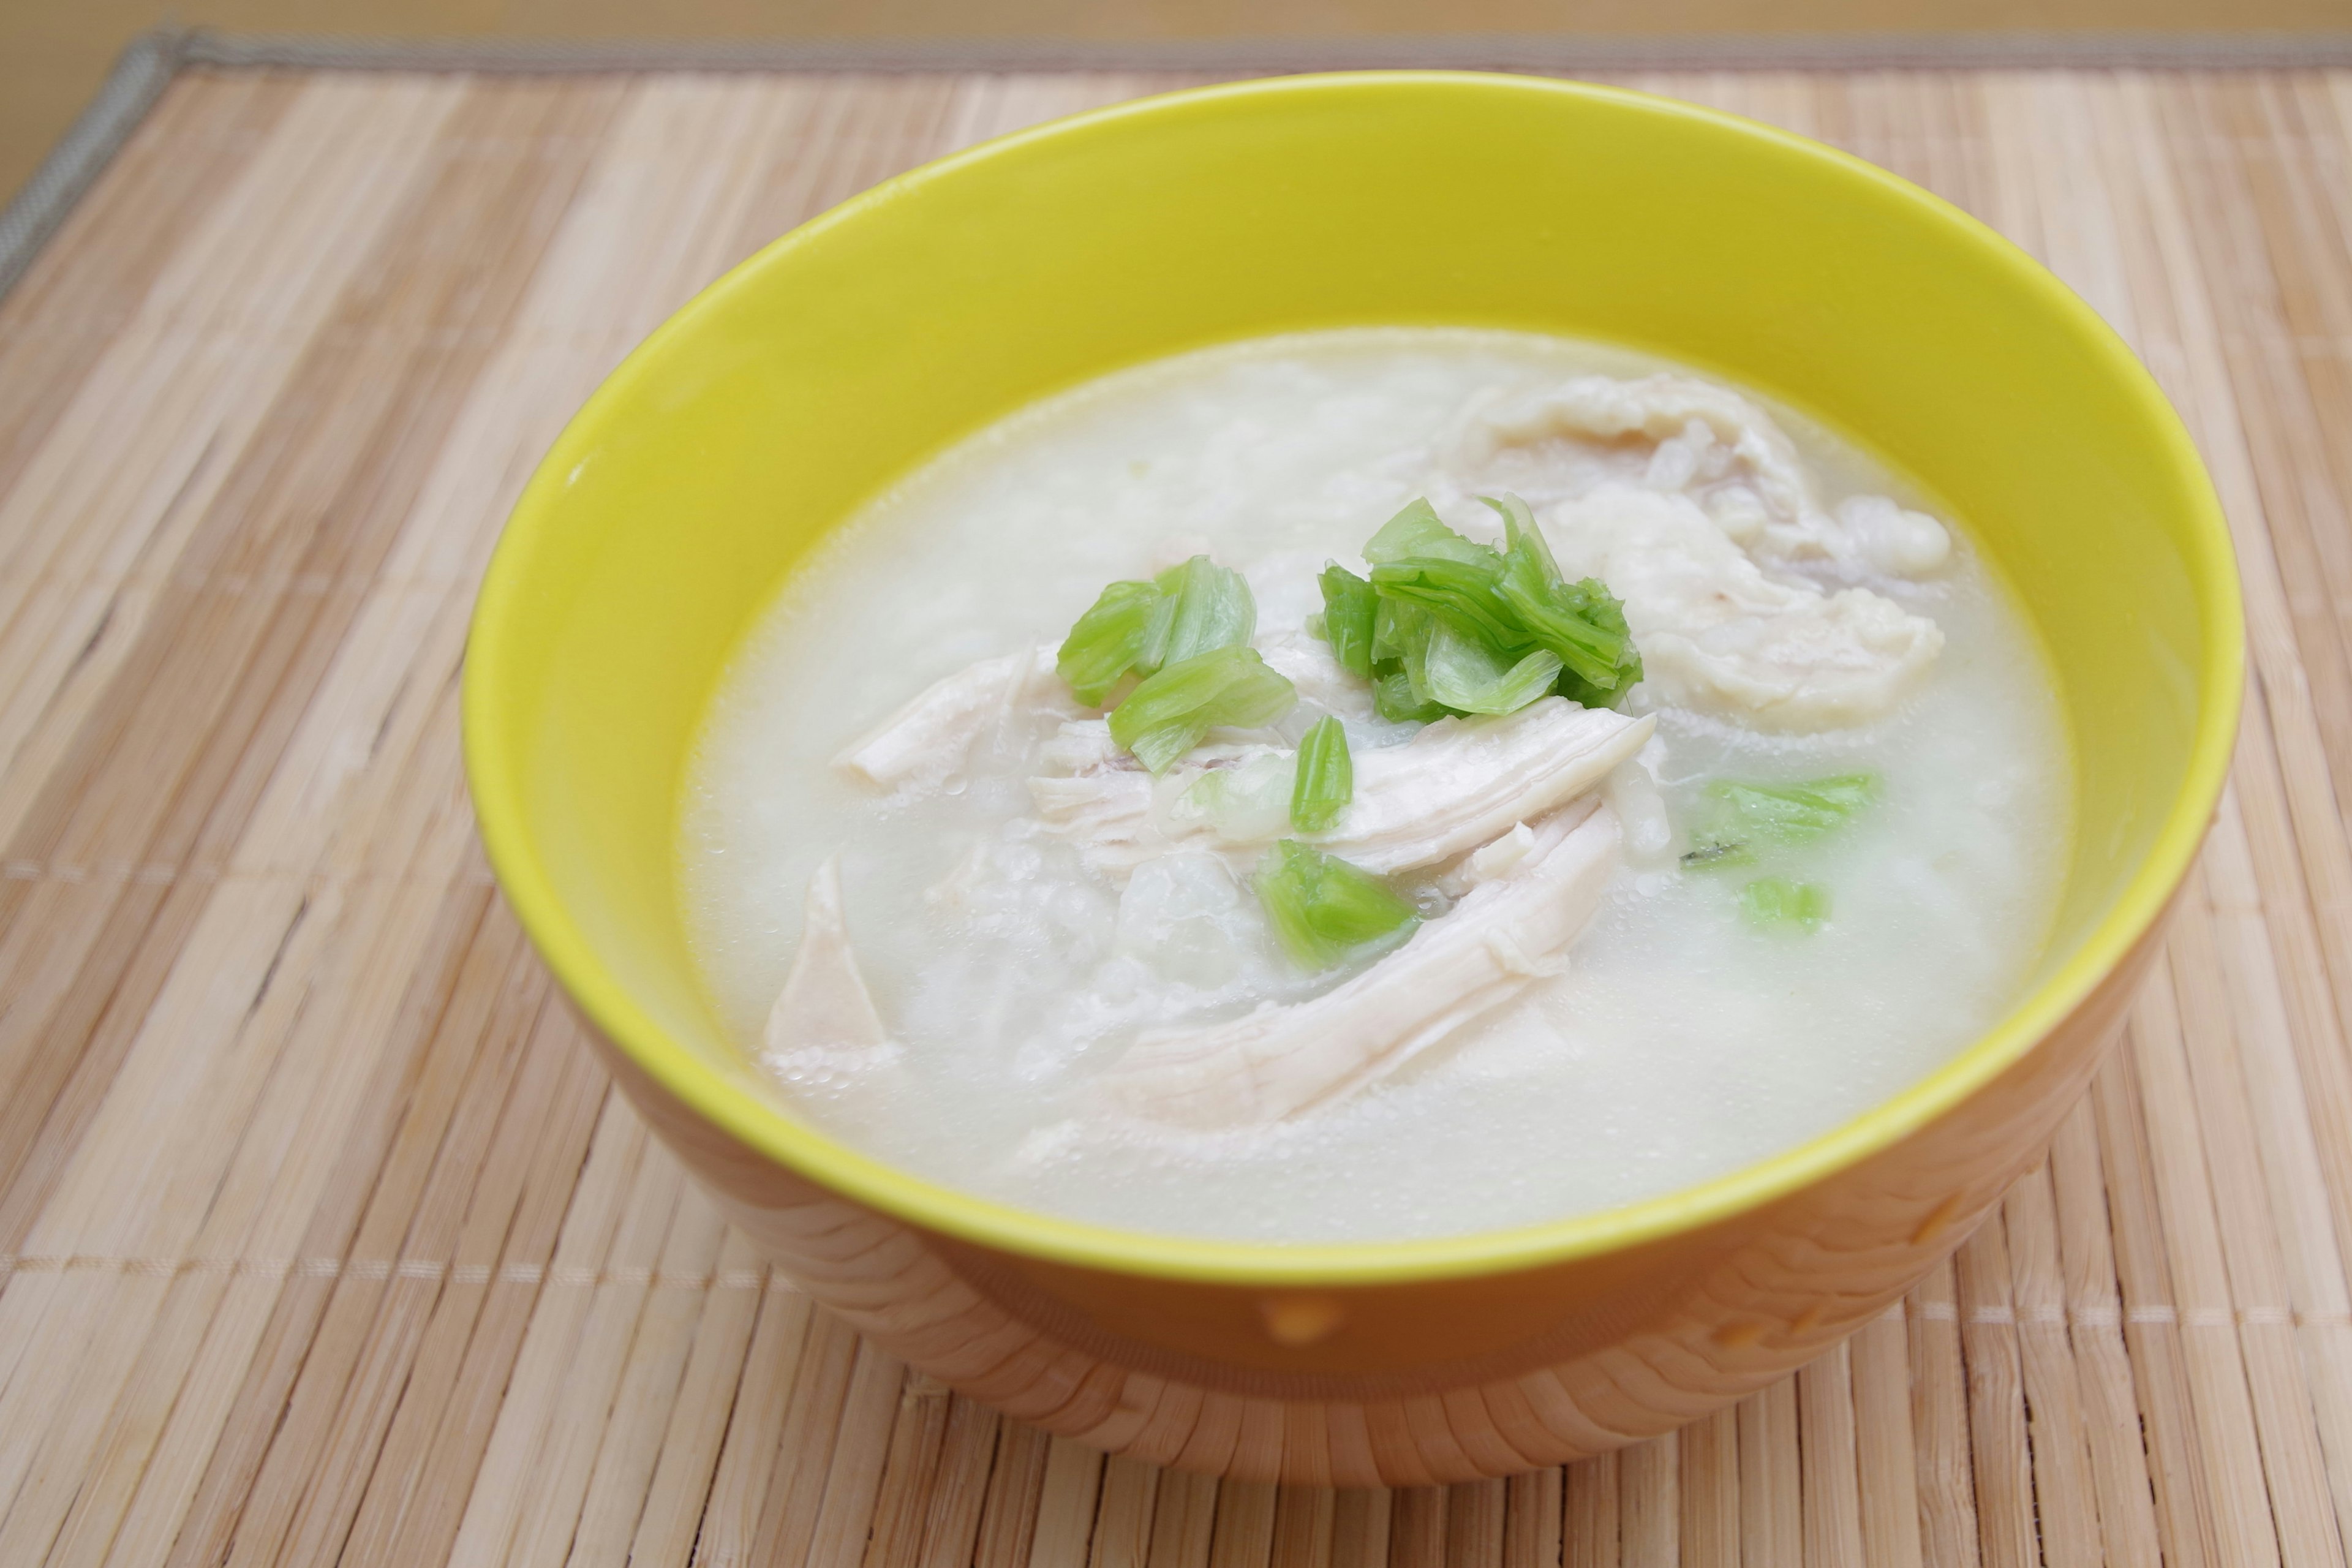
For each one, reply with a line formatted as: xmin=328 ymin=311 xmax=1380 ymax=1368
xmin=1 ymin=56 xmax=2350 ymax=1568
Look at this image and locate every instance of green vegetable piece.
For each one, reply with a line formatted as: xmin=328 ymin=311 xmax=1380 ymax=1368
xmin=1109 ymin=645 xmax=1297 ymax=774
xmin=1290 ymin=715 xmax=1354 ymax=832
xmin=1684 ymin=774 xmax=1879 ymax=872
xmin=1306 ymin=494 xmax=1643 ymax=729
xmin=1483 ymin=494 xmax=1644 ymax=704
xmin=1507 ymin=571 xmax=1642 ymax=703
xmin=1367 ymin=555 xmax=1525 ymax=650
xmin=1314 ymin=564 xmax=1379 ymax=679
xmin=1363 ymin=498 xmax=1496 ymax=568
xmin=1363 ymin=500 xmax=1521 ymax=654
xmin=1483 ymin=493 xmax=1557 ymax=576
xmin=1678 ymin=839 xmax=1755 ymax=871
xmin=1740 ymin=876 xmax=1831 ymax=932
xmin=1373 ymin=670 xmax=1450 ymax=724
xmin=1415 ymin=622 xmax=1562 ymax=716
xmin=1057 ymin=579 xmax=1172 ymax=706
xmin=1255 ymin=839 xmax=1420 ymax=968
xmin=1371 ymin=594 xmax=1434 ymax=669
xmin=1710 ymin=775 xmax=1877 ymax=846
xmin=1155 ymin=555 xmax=1257 ymax=667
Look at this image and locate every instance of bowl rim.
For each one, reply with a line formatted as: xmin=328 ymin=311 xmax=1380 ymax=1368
xmin=462 ymin=68 xmax=2244 ymax=1288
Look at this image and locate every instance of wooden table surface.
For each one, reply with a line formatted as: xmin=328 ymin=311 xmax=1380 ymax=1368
xmin=2 ymin=60 xmax=2351 ymax=1568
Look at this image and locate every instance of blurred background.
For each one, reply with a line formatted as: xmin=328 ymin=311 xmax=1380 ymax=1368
xmin=2 ymin=0 xmax=2342 ymax=208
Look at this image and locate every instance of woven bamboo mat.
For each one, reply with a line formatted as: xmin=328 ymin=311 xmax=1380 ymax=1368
xmin=1 ymin=58 xmax=2350 ymax=1568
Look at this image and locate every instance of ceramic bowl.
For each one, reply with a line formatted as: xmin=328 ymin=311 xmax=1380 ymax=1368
xmin=463 ymin=71 xmax=2241 ymax=1485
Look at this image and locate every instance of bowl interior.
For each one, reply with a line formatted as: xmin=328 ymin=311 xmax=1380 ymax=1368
xmin=464 ymin=72 xmax=2239 ymax=1281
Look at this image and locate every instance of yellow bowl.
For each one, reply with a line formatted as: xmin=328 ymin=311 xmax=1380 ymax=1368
xmin=463 ymin=71 xmax=2241 ymax=1485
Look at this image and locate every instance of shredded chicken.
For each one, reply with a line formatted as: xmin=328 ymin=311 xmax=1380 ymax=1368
xmin=1099 ymin=798 xmax=1620 ymax=1128
xmin=1254 ymin=629 xmax=1382 ymax=726
xmin=1541 ymin=485 xmax=1942 ymax=731
xmin=834 ymin=642 xmax=1082 ymax=791
xmin=1021 ymin=721 xmax=1198 ymax=867
xmin=1028 ymin=699 xmax=1653 ymax=875
xmin=764 ymin=854 xmax=891 ymax=1061
xmin=1458 ymin=372 xmax=1951 ymax=578
xmin=1461 ymin=374 xmax=1822 ymax=532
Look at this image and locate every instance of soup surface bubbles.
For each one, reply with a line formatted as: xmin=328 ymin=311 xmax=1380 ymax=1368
xmin=680 ymin=329 xmax=2072 ymax=1244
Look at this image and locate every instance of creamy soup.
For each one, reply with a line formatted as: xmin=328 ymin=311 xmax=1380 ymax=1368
xmin=680 ymin=329 xmax=2073 ymax=1244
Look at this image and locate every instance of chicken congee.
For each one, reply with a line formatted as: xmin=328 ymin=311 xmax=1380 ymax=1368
xmin=680 ymin=329 xmax=2072 ymax=1243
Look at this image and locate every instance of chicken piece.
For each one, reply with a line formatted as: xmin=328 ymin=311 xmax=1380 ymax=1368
xmin=1028 ymin=699 xmax=1654 ymax=875
xmin=1313 ymin=701 xmax=1649 ymax=872
xmin=1022 ymin=720 xmax=1199 ymax=870
xmin=1603 ymin=752 xmax=1677 ymax=868
xmin=1461 ymin=373 xmax=1822 ymax=528
xmin=1458 ymin=373 xmax=1950 ymax=578
xmin=1828 ymin=493 xmax=1953 ymax=579
xmin=834 ymin=643 xmax=1082 ymax=791
xmin=1433 ymin=820 xmax=1537 ymax=896
xmin=1542 ymin=485 xmax=1942 ymax=731
xmin=1254 ymin=628 xmax=1381 ymax=725
xmin=764 ymin=854 xmax=891 ymax=1062
xmin=1100 ymin=798 xmax=1619 ymax=1128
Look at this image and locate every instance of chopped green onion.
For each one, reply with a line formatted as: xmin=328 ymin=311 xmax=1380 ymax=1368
xmin=1414 ymin=622 xmax=1562 ymax=716
xmin=1290 ymin=715 xmax=1353 ymax=832
xmin=1314 ymin=564 xmax=1379 ymax=679
xmin=1371 ymin=673 xmax=1441 ymax=724
xmin=1685 ymin=774 xmax=1878 ymax=872
xmin=1069 ymin=499 xmax=1638 ymax=741
xmin=1739 ymin=876 xmax=1831 ymax=932
xmin=1708 ymin=775 xmax=1875 ymax=849
xmin=1484 ymin=494 xmax=1644 ymax=704
xmin=1371 ymin=594 xmax=1434 ymax=669
xmin=1155 ymin=555 xmax=1257 ymax=666
xmin=1058 ymin=554 xmax=1257 ymax=707
xmin=1366 ymin=555 xmax=1526 ymax=649
xmin=1483 ymin=492 xmax=1555 ymax=575
xmin=1109 ymin=645 xmax=1297 ymax=774
xmin=1349 ymin=495 xmax=1642 ymax=723
xmin=1255 ymin=839 xmax=1419 ymax=968
xmin=1373 ymin=670 xmax=1450 ymax=724
xmin=1057 ymin=579 xmax=1174 ymax=706
xmin=1363 ymin=497 xmax=1494 ymax=568
xmin=1734 ymin=774 xmax=1876 ymax=830
xmin=1361 ymin=503 xmax=1521 ymax=648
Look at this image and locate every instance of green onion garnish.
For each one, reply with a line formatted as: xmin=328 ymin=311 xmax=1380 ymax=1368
xmin=1109 ymin=645 xmax=1297 ymax=774
xmin=1368 ymin=554 xmax=1527 ymax=650
xmin=1311 ymin=495 xmax=1642 ymax=723
xmin=1369 ymin=671 xmax=1443 ymax=724
xmin=1684 ymin=774 xmax=1879 ymax=868
xmin=1364 ymin=497 xmax=1498 ymax=568
xmin=1290 ymin=715 xmax=1353 ymax=832
xmin=1413 ymin=622 xmax=1564 ymax=716
xmin=1058 ymin=554 xmax=1260 ymax=709
xmin=1714 ymin=774 xmax=1878 ymax=842
xmin=1483 ymin=494 xmax=1644 ymax=705
xmin=1370 ymin=594 xmax=1432 ymax=670
xmin=1255 ymin=839 xmax=1419 ymax=968
xmin=1057 ymin=579 xmax=1174 ymax=706
xmin=1739 ymin=876 xmax=1831 ymax=932
xmin=1315 ymin=564 xmax=1379 ymax=680
xmin=1155 ymin=555 xmax=1257 ymax=668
